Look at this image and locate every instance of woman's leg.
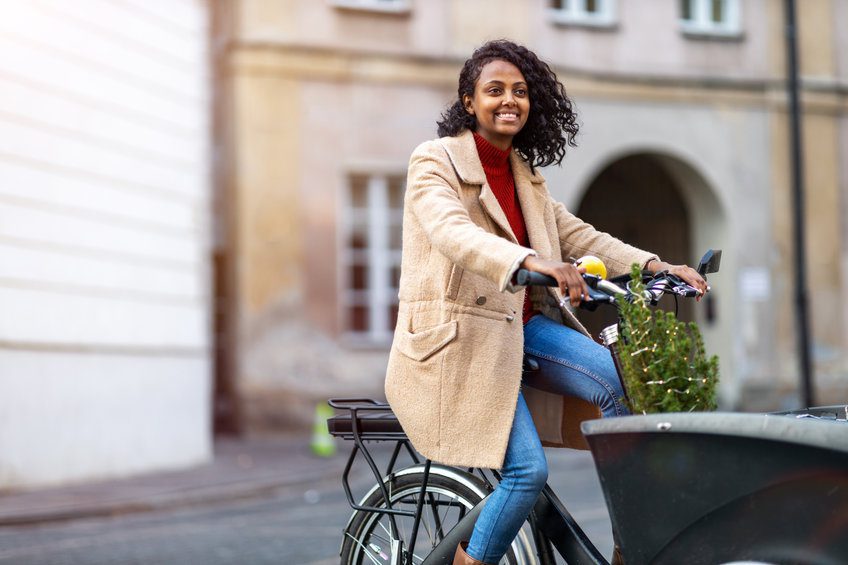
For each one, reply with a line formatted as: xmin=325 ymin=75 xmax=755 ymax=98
xmin=523 ymin=314 xmax=629 ymax=418
xmin=464 ymin=392 xmax=548 ymax=564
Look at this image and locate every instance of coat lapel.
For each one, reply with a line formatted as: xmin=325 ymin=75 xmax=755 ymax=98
xmin=511 ymin=151 xmax=552 ymax=260
xmin=478 ymin=182 xmax=518 ymax=244
xmin=440 ymin=130 xmax=517 ymax=244
xmin=510 ymin=152 xmax=564 ymax=306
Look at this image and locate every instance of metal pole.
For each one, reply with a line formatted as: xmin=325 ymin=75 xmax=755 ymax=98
xmin=784 ymin=0 xmax=815 ymax=407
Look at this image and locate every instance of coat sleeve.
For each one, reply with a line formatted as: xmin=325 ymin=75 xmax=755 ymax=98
xmin=552 ymin=200 xmax=658 ymax=278
xmin=405 ymin=141 xmax=535 ymax=293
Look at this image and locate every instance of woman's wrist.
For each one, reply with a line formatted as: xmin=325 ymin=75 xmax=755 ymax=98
xmin=521 ymin=255 xmax=538 ymax=271
xmin=645 ymin=258 xmax=670 ymax=274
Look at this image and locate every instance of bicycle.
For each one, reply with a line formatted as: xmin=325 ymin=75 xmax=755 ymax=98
xmin=328 ymin=250 xmax=848 ymax=565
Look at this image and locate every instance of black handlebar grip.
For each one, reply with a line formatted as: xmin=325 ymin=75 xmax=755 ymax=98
xmin=586 ymin=287 xmax=614 ymax=303
xmin=516 ymin=269 xmax=558 ymax=287
xmin=515 ymin=270 xmax=615 ymax=305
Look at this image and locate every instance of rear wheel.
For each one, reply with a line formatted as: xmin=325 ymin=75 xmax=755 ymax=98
xmin=340 ymin=467 xmax=537 ymax=565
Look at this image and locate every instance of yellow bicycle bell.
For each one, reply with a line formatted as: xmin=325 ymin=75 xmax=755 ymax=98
xmin=576 ymin=255 xmax=607 ymax=280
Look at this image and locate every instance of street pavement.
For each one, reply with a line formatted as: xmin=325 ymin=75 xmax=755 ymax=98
xmin=0 ymin=435 xmax=612 ymax=564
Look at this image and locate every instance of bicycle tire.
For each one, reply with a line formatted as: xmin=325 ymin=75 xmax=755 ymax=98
xmin=340 ymin=466 xmax=537 ymax=565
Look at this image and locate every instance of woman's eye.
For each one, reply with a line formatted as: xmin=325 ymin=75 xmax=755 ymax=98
xmin=488 ymin=88 xmax=501 ymax=95
xmin=515 ymin=89 xmax=527 ymax=96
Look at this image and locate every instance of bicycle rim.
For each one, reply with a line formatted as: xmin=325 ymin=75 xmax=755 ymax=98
xmin=340 ymin=470 xmax=536 ymax=565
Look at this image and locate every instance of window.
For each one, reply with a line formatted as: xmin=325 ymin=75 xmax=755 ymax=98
xmin=340 ymin=173 xmax=404 ymax=343
xmin=679 ymin=0 xmax=741 ymax=37
xmin=549 ymin=0 xmax=617 ymax=28
xmin=330 ymin=0 xmax=411 ymax=14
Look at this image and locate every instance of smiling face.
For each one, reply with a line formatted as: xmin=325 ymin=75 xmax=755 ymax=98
xmin=463 ymin=59 xmax=530 ymax=150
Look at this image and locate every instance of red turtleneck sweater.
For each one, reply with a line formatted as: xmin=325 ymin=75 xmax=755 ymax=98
xmin=472 ymin=132 xmax=534 ymax=324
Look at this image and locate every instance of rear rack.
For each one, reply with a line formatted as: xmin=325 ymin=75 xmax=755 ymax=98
xmin=327 ymin=398 xmax=407 ymax=440
xmin=327 ymin=398 xmax=423 ymax=519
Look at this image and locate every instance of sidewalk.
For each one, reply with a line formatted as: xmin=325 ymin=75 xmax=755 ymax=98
xmin=0 ymin=435 xmax=346 ymax=527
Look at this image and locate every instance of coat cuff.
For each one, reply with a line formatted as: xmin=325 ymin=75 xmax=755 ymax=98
xmin=503 ymin=249 xmax=537 ymax=293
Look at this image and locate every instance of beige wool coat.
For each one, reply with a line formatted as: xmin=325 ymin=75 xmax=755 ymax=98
xmin=385 ymin=129 xmax=656 ymax=470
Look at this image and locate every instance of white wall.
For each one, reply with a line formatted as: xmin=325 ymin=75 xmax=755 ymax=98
xmin=0 ymin=0 xmax=211 ymax=488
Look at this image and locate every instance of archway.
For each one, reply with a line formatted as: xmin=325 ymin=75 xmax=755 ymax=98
xmin=575 ymin=153 xmax=694 ymax=340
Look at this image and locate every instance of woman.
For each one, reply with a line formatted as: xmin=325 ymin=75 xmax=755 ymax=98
xmin=384 ymin=40 xmax=707 ymax=565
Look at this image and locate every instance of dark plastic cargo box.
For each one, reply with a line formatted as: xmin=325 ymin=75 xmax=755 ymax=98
xmin=582 ymin=411 xmax=848 ymax=565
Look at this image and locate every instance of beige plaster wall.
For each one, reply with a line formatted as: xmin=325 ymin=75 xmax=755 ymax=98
xmin=231 ymin=70 xmax=303 ymax=315
xmin=798 ymin=0 xmax=836 ymax=78
xmin=236 ymin=0 xmax=776 ymax=81
xmin=769 ymin=107 xmax=846 ymax=403
xmin=533 ymin=0 xmax=772 ymax=81
xmin=836 ymin=0 xmax=848 ymax=80
xmin=802 ymin=115 xmax=843 ymax=369
xmin=235 ymin=0 xmax=450 ymax=57
xmin=449 ymin=0 xmax=532 ymax=55
xmin=841 ymin=115 xmax=848 ymax=380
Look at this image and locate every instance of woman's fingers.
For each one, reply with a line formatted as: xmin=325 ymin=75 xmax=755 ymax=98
xmin=521 ymin=257 xmax=590 ymax=307
xmin=669 ymin=265 xmax=708 ymax=301
xmin=561 ymin=264 xmax=589 ymax=307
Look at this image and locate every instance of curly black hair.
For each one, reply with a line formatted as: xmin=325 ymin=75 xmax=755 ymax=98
xmin=437 ymin=39 xmax=579 ymax=169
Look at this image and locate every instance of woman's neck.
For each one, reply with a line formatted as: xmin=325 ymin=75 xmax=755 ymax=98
xmin=473 ymin=128 xmax=513 ymax=151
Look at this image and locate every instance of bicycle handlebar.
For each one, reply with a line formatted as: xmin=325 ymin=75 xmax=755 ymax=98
xmin=516 ymin=270 xmax=618 ymax=305
xmin=515 ymin=269 xmax=557 ymax=287
xmin=515 ymin=268 xmax=703 ymax=307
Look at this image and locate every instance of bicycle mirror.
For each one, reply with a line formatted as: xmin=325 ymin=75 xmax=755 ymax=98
xmin=697 ymin=249 xmax=722 ymax=276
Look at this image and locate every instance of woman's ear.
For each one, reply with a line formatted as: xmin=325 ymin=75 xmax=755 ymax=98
xmin=462 ymin=95 xmax=474 ymax=115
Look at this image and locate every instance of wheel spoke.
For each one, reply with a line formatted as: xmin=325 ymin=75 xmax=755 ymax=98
xmin=419 ymin=493 xmax=434 ymax=546
xmin=439 ymin=492 xmax=456 ymax=541
xmin=344 ymin=532 xmax=385 ymax=565
xmin=376 ymin=519 xmax=392 ymax=542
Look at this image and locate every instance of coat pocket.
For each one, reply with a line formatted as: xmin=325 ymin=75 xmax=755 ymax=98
xmin=395 ymin=320 xmax=458 ymax=362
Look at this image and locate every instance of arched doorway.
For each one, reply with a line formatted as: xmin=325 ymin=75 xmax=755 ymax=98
xmin=575 ymin=154 xmax=693 ymax=340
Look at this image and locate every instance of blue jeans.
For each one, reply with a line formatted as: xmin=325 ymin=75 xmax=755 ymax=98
xmin=465 ymin=315 xmax=628 ymax=563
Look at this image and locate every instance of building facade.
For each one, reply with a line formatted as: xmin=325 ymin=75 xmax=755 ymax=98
xmin=216 ymin=0 xmax=848 ymax=431
xmin=0 ymin=1 xmax=212 ymax=488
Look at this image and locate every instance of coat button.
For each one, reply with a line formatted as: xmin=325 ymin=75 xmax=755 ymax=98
xmin=505 ymin=314 xmax=515 ymax=322
xmin=475 ymin=296 xmax=486 ymax=306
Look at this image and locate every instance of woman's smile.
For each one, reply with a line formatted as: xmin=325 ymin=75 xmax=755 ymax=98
xmin=495 ymin=111 xmax=520 ymax=122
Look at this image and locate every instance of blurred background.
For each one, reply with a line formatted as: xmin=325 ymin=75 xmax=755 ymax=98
xmin=0 ymin=0 xmax=846 ymax=497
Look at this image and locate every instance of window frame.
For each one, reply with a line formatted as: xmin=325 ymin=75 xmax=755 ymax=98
xmin=548 ymin=0 xmax=618 ymax=29
xmin=338 ymin=170 xmax=404 ymax=346
xmin=330 ymin=0 xmax=412 ymax=15
xmin=679 ymin=0 xmax=742 ymax=38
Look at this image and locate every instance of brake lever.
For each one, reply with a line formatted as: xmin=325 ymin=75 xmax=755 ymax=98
xmin=671 ymin=285 xmax=700 ymax=298
xmin=662 ymin=273 xmax=701 ymax=297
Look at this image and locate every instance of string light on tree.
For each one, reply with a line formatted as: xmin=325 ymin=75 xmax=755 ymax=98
xmin=616 ymin=265 xmax=719 ymax=414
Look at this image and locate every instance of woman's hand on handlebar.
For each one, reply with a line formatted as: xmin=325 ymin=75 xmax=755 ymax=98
xmin=646 ymin=259 xmax=708 ymax=301
xmin=521 ymin=256 xmax=589 ymax=307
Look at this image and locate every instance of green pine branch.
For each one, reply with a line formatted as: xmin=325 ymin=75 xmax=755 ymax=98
xmin=616 ymin=265 xmax=719 ymax=414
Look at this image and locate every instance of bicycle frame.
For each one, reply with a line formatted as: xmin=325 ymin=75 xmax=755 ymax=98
xmin=417 ymin=482 xmax=609 ymax=565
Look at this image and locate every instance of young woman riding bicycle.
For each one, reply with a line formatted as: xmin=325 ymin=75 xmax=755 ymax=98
xmin=384 ymin=39 xmax=707 ymax=565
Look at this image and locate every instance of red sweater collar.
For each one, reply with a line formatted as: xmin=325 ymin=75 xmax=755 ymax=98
xmin=472 ymin=131 xmax=511 ymax=174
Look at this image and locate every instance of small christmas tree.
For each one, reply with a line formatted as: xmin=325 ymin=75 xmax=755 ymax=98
xmin=616 ymin=265 xmax=719 ymax=414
